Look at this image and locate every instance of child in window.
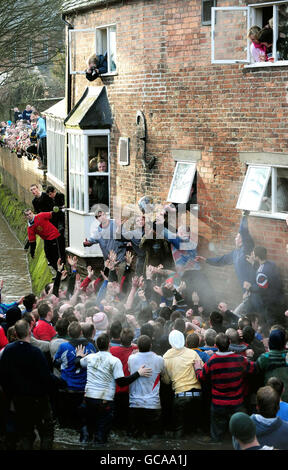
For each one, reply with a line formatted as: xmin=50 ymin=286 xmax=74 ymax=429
xmin=247 ymin=26 xmax=267 ymax=63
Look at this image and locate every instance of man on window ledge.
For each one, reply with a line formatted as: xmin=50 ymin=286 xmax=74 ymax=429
xmin=85 ymin=53 xmax=108 ymax=81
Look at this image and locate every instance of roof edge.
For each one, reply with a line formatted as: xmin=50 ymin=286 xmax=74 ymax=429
xmin=62 ymin=0 xmax=123 ymax=15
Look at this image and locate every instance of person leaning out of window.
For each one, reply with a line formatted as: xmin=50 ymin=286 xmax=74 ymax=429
xmin=85 ymin=53 xmax=108 ymax=81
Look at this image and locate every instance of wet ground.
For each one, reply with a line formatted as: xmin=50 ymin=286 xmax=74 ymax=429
xmin=0 ymin=212 xmax=32 ymax=301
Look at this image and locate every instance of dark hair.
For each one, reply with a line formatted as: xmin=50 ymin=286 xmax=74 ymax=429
xmin=23 ymin=293 xmax=36 ymax=311
xmin=109 ymin=320 xmax=122 ymax=339
xmin=81 ymin=322 xmax=95 ymax=340
xmin=137 ymin=335 xmax=152 ymax=352
xmin=140 ymin=322 xmax=154 ymax=339
xmin=215 ymin=333 xmax=230 ymax=352
xmin=267 ymin=377 xmax=284 ymax=397
xmin=253 ymin=246 xmax=267 ymax=260
xmin=174 ymin=317 xmax=186 ymax=334
xmin=120 ymin=328 xmax=134 ymax=347
xmin=186 ymin=333 xmax=199 ymax=349
xmin=55 ymin=318 xmax=69 ymax=337
xmin=38 ymin=302 xmax=51 ymax=319
xmin=242 ymin=325 xmax=255 ymax=344
xmin=97 ymin=333 xmax=110 ymax=351
xmin=68 ymin=321 xmax=81 ymax=339
xmin=46 ymin=185 xmax=56 ymax=194
xmin=238 ymin=316 xmax=251 ymax=330
xmin=256 ymin=386 xmax=280 ymax=418
xmin=210 ymin=311 xmax=223 ymax=326
xmin=159 ymin=306 xmax=172 ymax=321
xmin=15 ymin=319 xmax=30 ymax=339
xmin=257 ymin=28 xmax=273 ymax=44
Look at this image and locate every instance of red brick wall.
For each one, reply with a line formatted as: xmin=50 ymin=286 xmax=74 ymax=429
xmin=67 ymin=0 xmax=288 ymax=306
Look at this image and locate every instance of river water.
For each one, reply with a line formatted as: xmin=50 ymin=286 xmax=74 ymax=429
xmin=0 ymin=213 xmax=32 ymax=301
xmin=0 ymin=212 xmax=233 ymax=452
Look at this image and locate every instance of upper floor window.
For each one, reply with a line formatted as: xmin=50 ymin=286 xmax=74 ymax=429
xmin=236 ymin=165 xmax=288 ymax=218
xmin=167 ymin=161 xmax=197 ymax=204
xmin=202 ymin=0 xmax=217 ymax=26
xmin=69 ymin=25 xmax=116 ymax=75
xmin=46 ymin=116 xmax=65 ymax=187
xmin=211 ymin=2 xmax=288 ymax=65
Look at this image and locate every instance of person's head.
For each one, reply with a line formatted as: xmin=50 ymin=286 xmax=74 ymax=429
xmin=96 ymin=332 xmax=110 ymax=351
xmin=186 ymin=333 xmax=199 ymax=349
xmin=173 ymin=317 xmax=186 ymax=334
xmin=15 ymin=319 xmax=30 ymax=340
xmin=235 ymin=232 xmax=243 ymax=249
xmin=168 ymin=329 xmax=185 ymax=349
xmin=93 ymin=312 xmax=109 ymax=332
xmin=253 ymin=246 xmax=267 ymax=263
xmin=229 ymin=412 xmax=257 ymax=447
xmin=140 ymin=322 xmax=154 ymax=340
xmin=30 ymin=183 xmax=41 ymax=197
xmin=87 ymin=53 xmax=98 ymax=68
xmin=94 ymin=209 xmax=108 ymax=225
xmin=46 ymin=186 xmax=57 ymax=198
xmin=120 ymin=328 xmax=134 ymax=347
xmin=38 ymin=302 xmax=53 ymax=321
xmin=247 ymin=25 xmax=261 ymax=42
xmin=257 ymin=27 xmax=273 ymax=47
xmin=55 ymin=317 xmax=69 ymax=337
xmin=245 ymin=313 xmax=259 ymax=331
xmin=23 ymin=208 xmax=35 ymax=222
xmin=97 ymin=160 xmax=107 ymax=172
xmin=268 ymin=329 xmax=286 ymax=351
xmin=204 ymin=328 xmax=217 ymax=347
xmin=238 ymin=316 xmax=252 ymax=330
xmin=256 ymin=386 xmax=280 ymax=418
xmin=215 ymin=333 xmax=230 ymax=352
xmin=267 ymin=377 xmax=284 ymax=398
xmin=26 ymin=104 xmax=32 ymax=111
xmin=159 ymin=306 xmax=172 ymax=321
xmin=225 ymin=328 xmax=240 ymax=345
xmin=242 ymin=325 xmax=255 ymax=344
xmin=6 ymin=306 xmax=22 ymax=328
xmin=23 ymin=293 xmax=37 ymax=311
xmin=210 ymin=311 xmax=223 ymax=327
xmin=14 ymin=107 xmax=19 ymax=112
xmin=81 ymin=322 xmax=95 ymax=340
xmin=68 ymin=321 xmax=82 ymax=339
xmin=137 ymin=334 xmax=152 ymax=352
xmin=109 ymin=320 xmax=122 ymax=339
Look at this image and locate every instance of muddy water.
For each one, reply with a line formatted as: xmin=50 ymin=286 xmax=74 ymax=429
xmin=0 ymin=213 xmax=32 ymax=300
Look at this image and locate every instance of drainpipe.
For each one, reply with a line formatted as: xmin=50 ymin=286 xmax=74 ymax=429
xmin=61 ymin=14 xmax=73 ymax=251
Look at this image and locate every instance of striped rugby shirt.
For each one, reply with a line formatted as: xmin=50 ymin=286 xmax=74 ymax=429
xmin=195 ymin=351 xmax=256 ymax=407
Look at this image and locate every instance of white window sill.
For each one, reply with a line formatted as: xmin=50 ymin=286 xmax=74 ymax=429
xmin=249 ymin=211 xmax=287 ymax=221
xmin=244 ymin=60 xmax=288 ymax=69
xmin=70 ymin=71 xmax=118 ymax=76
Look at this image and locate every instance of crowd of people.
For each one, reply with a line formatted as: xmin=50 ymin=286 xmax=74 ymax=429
xmin=0 ymin=104 xmax=47 ymax=170
xmin=0 ymin=191 xmax=288 ymax=451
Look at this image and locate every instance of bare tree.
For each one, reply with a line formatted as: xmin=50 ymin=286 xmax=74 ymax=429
xmin=0 ymin=0 xmax=64 ymax=80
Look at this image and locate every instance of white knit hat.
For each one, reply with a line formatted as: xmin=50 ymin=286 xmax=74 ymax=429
xmin=93 ymin=312 xmax=109 ymax=331
xmin=169 ymin=330 xmax=185 ymax=349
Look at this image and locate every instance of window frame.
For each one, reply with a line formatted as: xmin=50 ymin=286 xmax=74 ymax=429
xmin=211 ymin=1 xmax=288 ymax=66
xmin=167 ymin=161 xmax=197 ymax=204
xmin=237 ymin=164 xmax=288 ymax=220
xmin=67 ymin=129 xmax=110 ymax=215
xmin=68 ymin=24 xmax=117 ymax=75
xmin=46 ymin=116 xmax=66 ymax=189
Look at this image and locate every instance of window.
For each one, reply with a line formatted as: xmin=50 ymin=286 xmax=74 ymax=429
xmin=202 ymin=0 xmax=217 ymax=26
xmin=69 ymin=25 xmax=116 ymax=75
xmin=68 ymin=131 xmax=110 ymax=214
xmin=211 ymin=2 xmax=288 ymax=65
xmin=46 ymin=116 xmax=66 ymax=187
xmin=167 ymin=161 xmax=197 ymax=204
xmin=236 ymin=165 xmax=288 ymax=217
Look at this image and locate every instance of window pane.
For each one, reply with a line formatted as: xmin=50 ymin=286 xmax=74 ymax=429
xmin=236 ymin=166 xmax=271 ymax=211
xmin=202 ymin=0 xmax=215 ymax=25
xmin=259 ymin=175 xmax=271 ymax=212
xmin=213 ymin=8 xmax=248 ymax=61
xmin=276 ymin=168 xmax=288 ymax=213
xmin=69 ymin=29 xmax=96 ymax=74
xmin=167 ymin=162 xmax=196 ymax=204
xmin=89 ymin=175 xmax=109 ymax=212
xmin=109 ymin=26 xmax=117 ymax=71
xmin=88 ymin=135 xmax=108 ymax=172
xmin=278 ymin=4 xmax=288 ymax=60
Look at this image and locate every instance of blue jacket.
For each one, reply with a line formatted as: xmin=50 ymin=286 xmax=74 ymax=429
xmin=36 ymin=117 xmax=46 ymax=139
xmin=206 ymin=216 xmax=255 ymax=290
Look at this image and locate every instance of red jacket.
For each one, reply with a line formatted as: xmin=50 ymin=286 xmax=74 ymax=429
xmin=27 ymin=212 xmax=60 ymax=242
xmin=0 ymin=326 xmax=8 ymax=349
xmin=33 ymin=319 xmax=57 ymax=341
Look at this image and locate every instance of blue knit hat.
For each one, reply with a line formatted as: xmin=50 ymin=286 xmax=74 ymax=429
xmin=268 ymin=329 xmax=286 ymax=351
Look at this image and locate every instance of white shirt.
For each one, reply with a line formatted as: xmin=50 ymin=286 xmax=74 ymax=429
xmin=80 ymin=351 xmax=124 ymax=401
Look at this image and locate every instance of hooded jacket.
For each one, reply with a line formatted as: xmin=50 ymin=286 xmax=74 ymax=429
xmin=251 ymin=414 xmax=288 ymax=450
